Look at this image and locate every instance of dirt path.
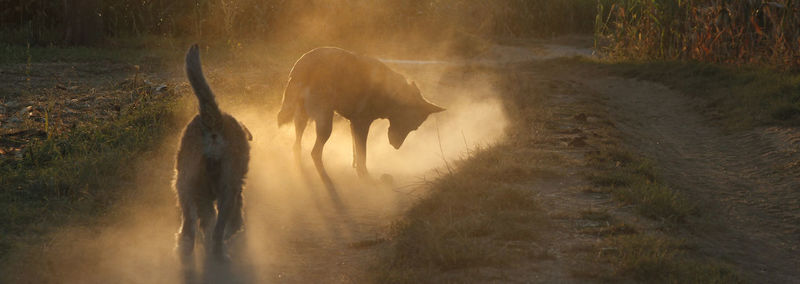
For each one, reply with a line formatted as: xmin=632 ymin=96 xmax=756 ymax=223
xmin=575 ymin=73 xmax=800 ymax=282
xmin=8 ymin=41 xmax=799 ymax=283
xmin=6 ymin=47 xmax=511 ymax=283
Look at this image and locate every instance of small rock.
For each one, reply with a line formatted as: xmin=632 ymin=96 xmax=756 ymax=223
xmin=380 ymin=173 xmax=394 ymax=185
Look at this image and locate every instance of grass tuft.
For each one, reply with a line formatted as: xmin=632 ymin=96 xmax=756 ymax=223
xmin=376 ymin=145 xmax=552 ymax=282
xmin=587 ymin=147 xmax=696 ymax=223
xmin=600 ymin=234 xmax=742 ymax=283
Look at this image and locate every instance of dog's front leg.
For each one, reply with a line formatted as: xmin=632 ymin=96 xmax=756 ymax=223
xmin=350 ymin=119 xmax=372 ymax=178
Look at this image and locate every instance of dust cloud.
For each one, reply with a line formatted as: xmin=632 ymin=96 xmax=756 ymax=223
xmin=4 ymin=0 xmax=519 ymax=281
xmin=8 ymin=55 xmax=509 ymax=283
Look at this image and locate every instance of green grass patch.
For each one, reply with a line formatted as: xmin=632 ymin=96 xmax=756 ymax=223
xmin=587 ymin=147 xmax=696 ymax=223
xmin=599 ymin=234 xmax=742 ymax=283
xmin=597 ymin=60 xmax=800 ymax=130
xmin=0 ymin=94 xmax=185 ymax=260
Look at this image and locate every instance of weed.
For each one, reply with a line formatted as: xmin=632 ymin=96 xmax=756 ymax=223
xmin=599 ymin=234 xmax=742 ymax=283
xmin=587 ymin=147 xmax=696 ymax=223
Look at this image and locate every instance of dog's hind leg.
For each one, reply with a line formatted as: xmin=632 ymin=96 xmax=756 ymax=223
xmin=311 ymin=112 xmax=335 ymax=190
xmin=225 ymin=191 xmax=244 ymax=240
xmin=293 ymin=110 xmax=309 ymax=165
xmin=210 ymin=184 xmax=240 ymax=261
xmin=197 ymin=197 xmax=216 ymax=255
xmin=176 ymin=185 xmax=198 ymax=264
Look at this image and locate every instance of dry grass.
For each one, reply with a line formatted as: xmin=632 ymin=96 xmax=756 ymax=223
xmin=598 ymin=234 xmax=741 ymax=283
xmin=587 ymin=147 xmax=696 ymax=223
xmin=582 ymin=146 xmax=739 ymax=283
xmin=374 ymin=64 xmax=570 ymax=283
xmin=375 ymin=144 xmax=558 ymax=283
xmin=597 ymin=0 xmax=800 ymax=70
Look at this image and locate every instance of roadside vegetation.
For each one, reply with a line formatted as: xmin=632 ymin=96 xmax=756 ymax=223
xmin=0 ymin=68 xmax=186 ymax=259
xmin=593 ymin=1 xmax=800 ymax=129
xmin=596 ymin=0 xmax=800 ymax=70
xmin=584 ymin=140 xmax=740 ymax=283
xmin=586 ymin=147 xmax=696 ymax=223
xmin=376 ymin=145 xmax=556 ymax=282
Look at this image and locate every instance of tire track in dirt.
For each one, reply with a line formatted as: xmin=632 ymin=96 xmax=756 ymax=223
xmin=576 ymin=73 xmax=800 ymax=283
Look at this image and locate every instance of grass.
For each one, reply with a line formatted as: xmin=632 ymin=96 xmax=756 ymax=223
xmin=598 ymin=234 xmax=741 ymax=283
xmin=587 ymin=147 xmax=696 ymax=223
xmin=598 ymin=60 xmax=800 ymax=130
xmin=0 ymin=38 xmax=201 ymax=265
xmin=0 ymin=93 xmax=186 ymax=259
xmin=583 ymin=147 xmax=739 ymax=283
xmin=573 ymin=60 xmax=745 ymax=282
xmin=375 ymin=144 xmax=557 ymax=283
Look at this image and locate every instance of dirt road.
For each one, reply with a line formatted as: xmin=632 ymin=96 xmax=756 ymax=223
xmin=6 ymin=41 xmax=799 ymax=283
xmin=578 ymin=74 xmax=800 ymax=283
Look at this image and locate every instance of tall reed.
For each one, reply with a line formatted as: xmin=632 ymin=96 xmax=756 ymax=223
xmin=597 ymin=0 xmax=800 ymax=70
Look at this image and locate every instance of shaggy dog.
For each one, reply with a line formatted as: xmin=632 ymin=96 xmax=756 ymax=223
xmin=175 ymin=44 xmax=252 ymax=262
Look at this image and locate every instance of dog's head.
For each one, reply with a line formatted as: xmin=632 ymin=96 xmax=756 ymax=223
xmin=388 ymin=82 xmax=444 ymax=149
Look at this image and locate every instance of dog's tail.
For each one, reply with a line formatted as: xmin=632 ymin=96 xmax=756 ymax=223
xmin=186 ymin=44 xmax=223 ymax=130
xmin=277 ymin=76 xmax=300 ymax=126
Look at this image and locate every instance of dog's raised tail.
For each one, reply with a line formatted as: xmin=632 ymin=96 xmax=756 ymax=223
xmin=277 ymin=77 xmax=300 ymax=126
xmin=186 ymin=44 xmax=222 ymax=130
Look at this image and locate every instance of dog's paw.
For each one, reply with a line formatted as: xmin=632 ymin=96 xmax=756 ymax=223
xmin=213 ymin=251 xmax=231 ymax=263
xmin=210 ymin=244 xmax=231 ymax=263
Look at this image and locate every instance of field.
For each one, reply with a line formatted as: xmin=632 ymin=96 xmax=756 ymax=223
xmin=2 ymin=1 xmax=799 ymax=283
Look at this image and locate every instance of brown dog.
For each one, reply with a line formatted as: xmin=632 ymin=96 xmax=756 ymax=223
xmin=175 ymin=44 xmax=252 ymax=262
xmin=277 ymin=47 xmax=444 ymax=189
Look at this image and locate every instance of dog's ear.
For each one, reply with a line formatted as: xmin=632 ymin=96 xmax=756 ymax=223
xmin=424 ymin=101 xmax=445 ymax=113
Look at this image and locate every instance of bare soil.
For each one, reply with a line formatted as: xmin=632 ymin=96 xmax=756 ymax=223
xmin=576 ymin=72 xmax=800 ymax=283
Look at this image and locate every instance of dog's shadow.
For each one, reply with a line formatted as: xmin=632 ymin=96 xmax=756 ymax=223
xmin=180 ymin=237 xmax=252 ymax=284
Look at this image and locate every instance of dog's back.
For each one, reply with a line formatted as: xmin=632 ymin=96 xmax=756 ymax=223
xmin=277 ymin=47 xmax=415 ymax=125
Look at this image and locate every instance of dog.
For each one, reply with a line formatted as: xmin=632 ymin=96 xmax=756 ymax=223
xmin=175 ymin=44 xmax=252 ymax=262
xmin=277 ymin=47 xmax=444 ymax=189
